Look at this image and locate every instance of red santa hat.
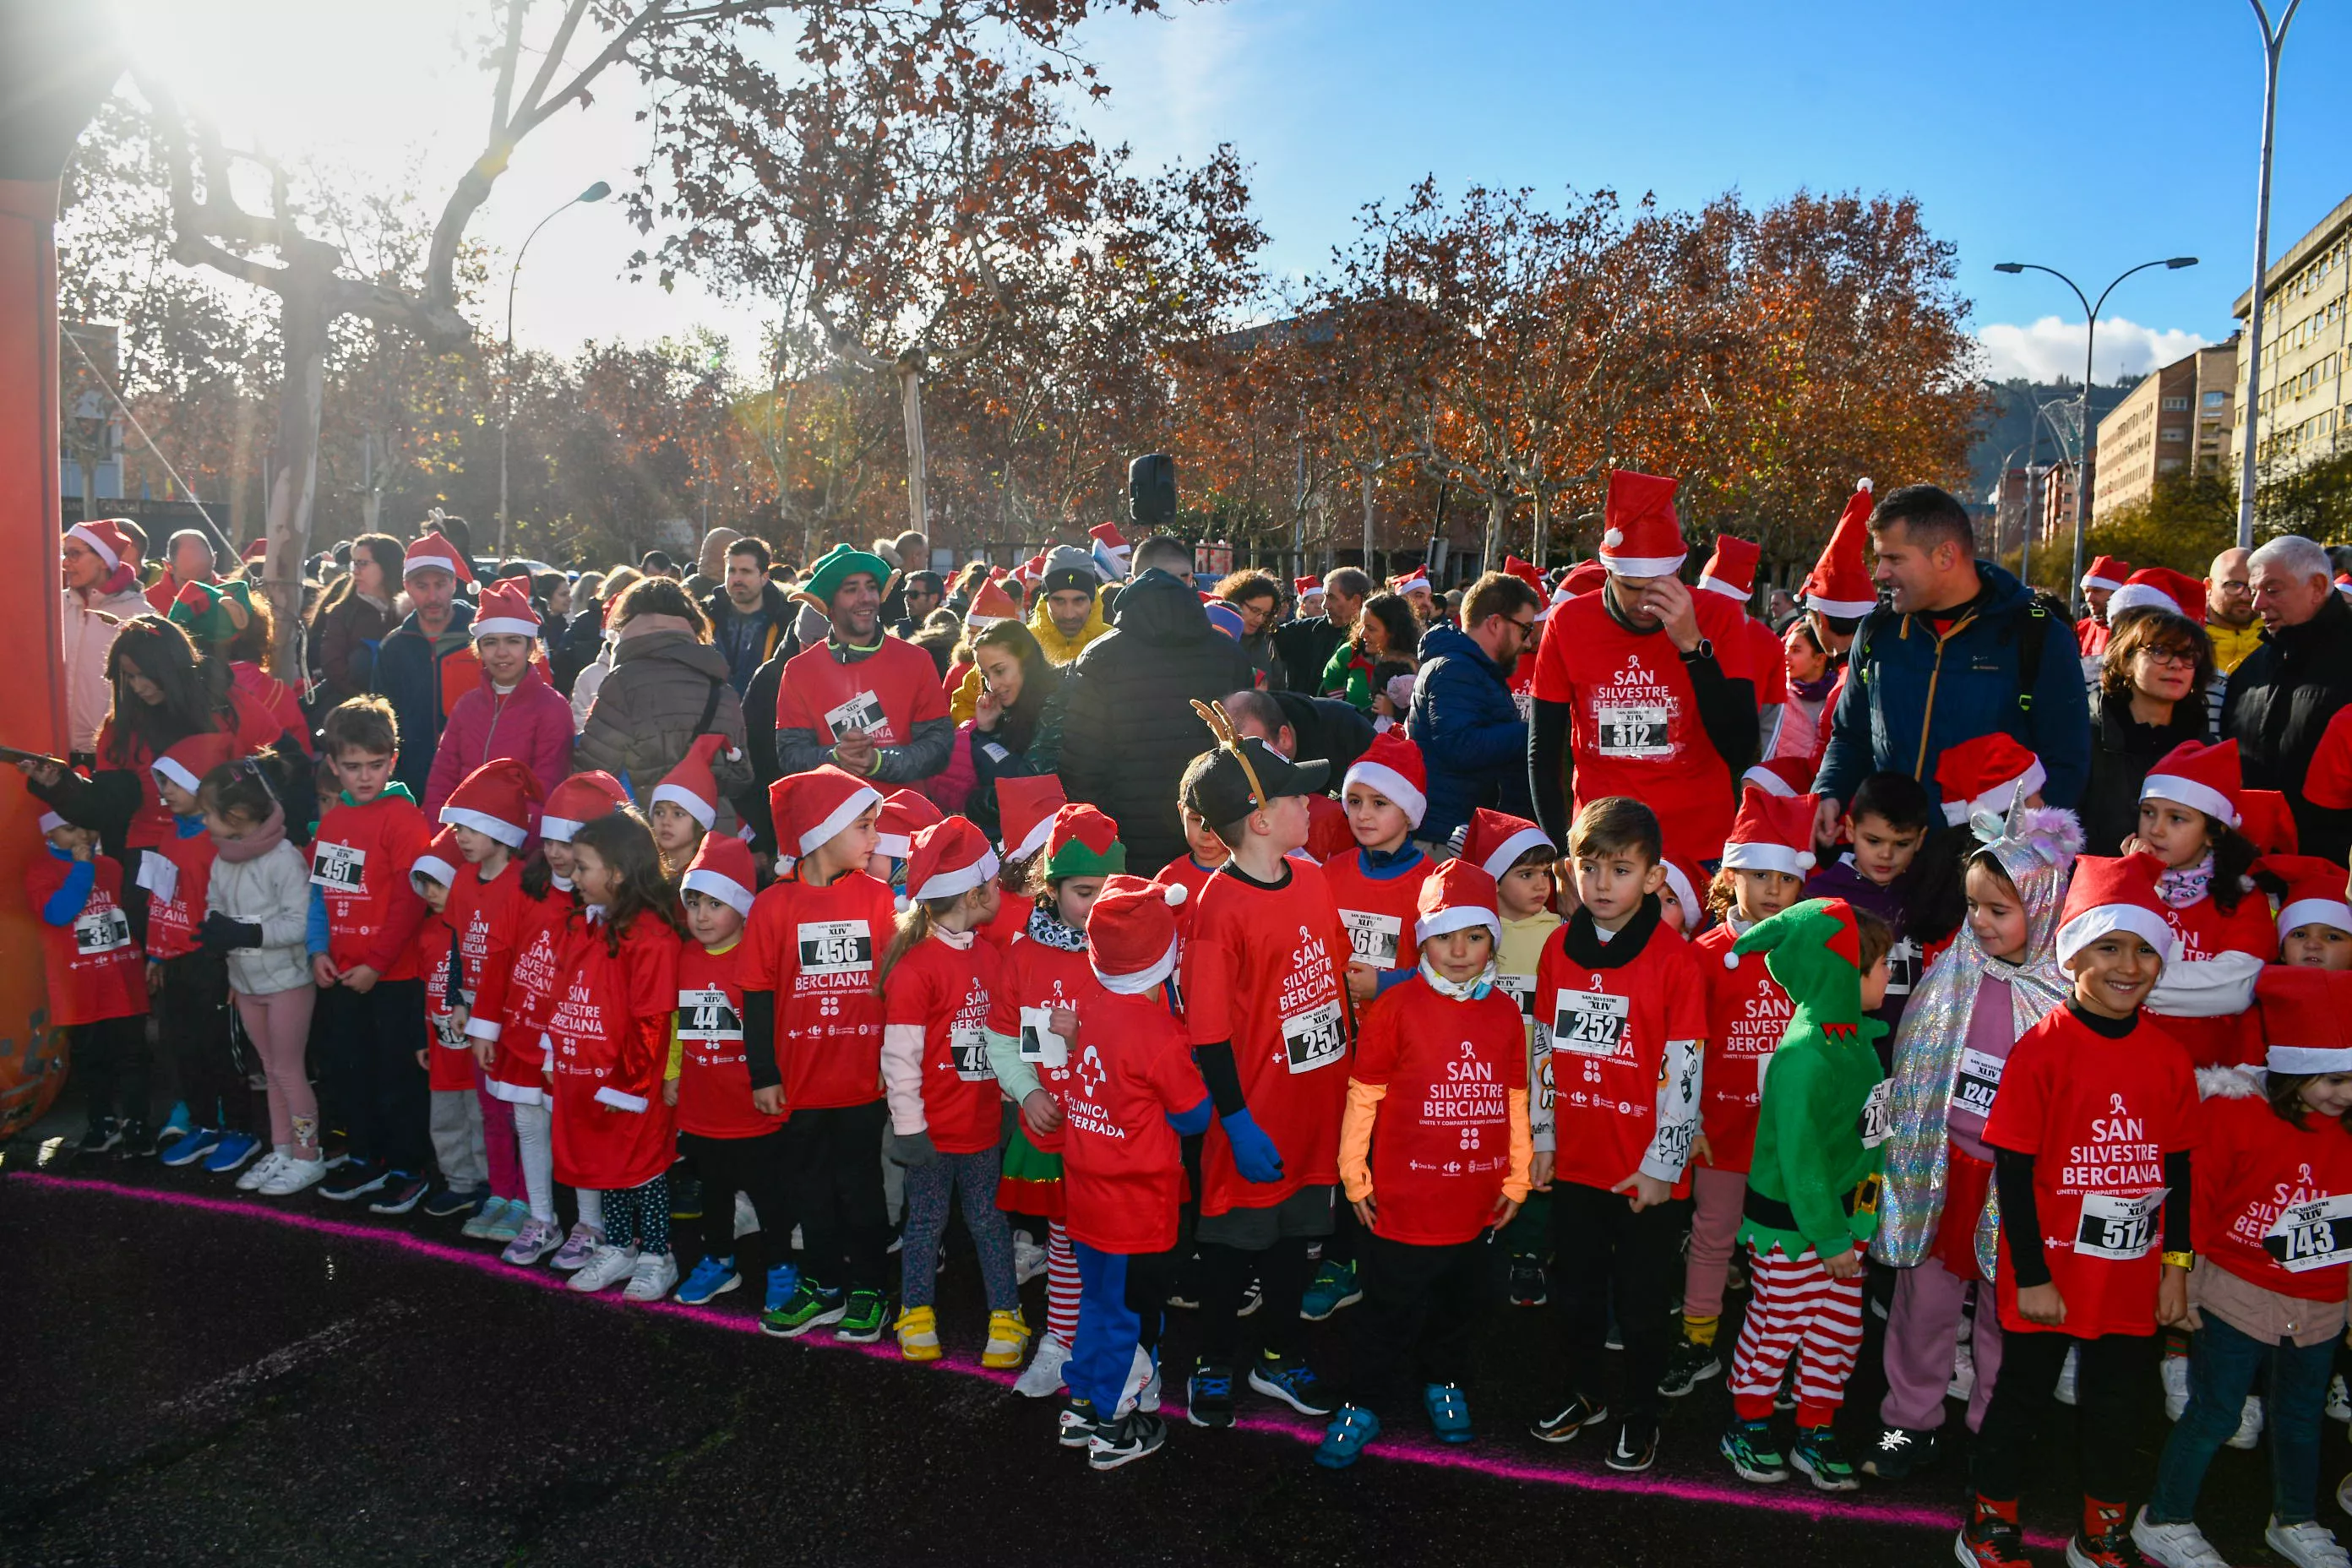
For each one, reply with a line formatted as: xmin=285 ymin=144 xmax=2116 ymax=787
xmin=2258 ymin=966 xmax=2352 ymax=1075
xmin=1389 ymin=564 xmax=1431 ymax=596
xmin=2055 ymin=852 xmax=2177 ymax=968
xmin=1696 ymin=535 xmax=1760 ymax=602
xmin=1740 ymin=754 xmax=1819 ymax=798
xmin=1722 ymin=785 xmax=1819 ymax=879
xmin=2081 ymin=555 xmax=2133 ymax=594
xmin=150 ymin=732 xmax=236 ymax=800
xmin=1934 ymin=733 xmax=2046 ymax=826
xmin=2140 ymin=738 xmax=2243 ymax=830
xmin=1560 ymin=559 xmax=1608 ymax=598
xmin=1343 ymin=732 xmax=1428 ymax=829
xmin=1803 ymin=478 xmax=1877 ymax=618
xmin=241 ymin=536 xmax=269 ymax=568
xmin=966 ymin=579 xmax=1022 ymax=630
xmin=472 ymin=576 xmax=540 ymax=639
xmin=1462 ymin=807 xmax=1553 ymax=884
xmin=2240 ymin=789 xmax=2298 ymax=855
xmin=1415 ymin=858 xmax=1502 ymax=946
xmin=772 ymin=765 xmax=883 ymax=858
xmin=1089 ymin=523 xmax=1131 ymax=580
xmin=1500 ymin=556 xmax=1550 ymax=621
xmin=541 ymin=770 xmax=631 ymax=844
xmin=438 ymin=757 xmax=544 ymax=848
xmin=65 ymin=517 xmax=140 ymax=574
xmin=2261 ymin=854 xmax=2352 ymax=939
xmin=411 ymin=826 xmax=460 ymax=890
xmin=874 ymin=788 xmax=944 ymax=863
xmin=651 ymin=733 xmax=736 ymax=831
xmin=1294 ymin=574 xmax=1325 ymax=605
xmin=907 ymin=816 xmax=999 ymax=903
xmin=997 ymin=774 xmax=1069 ymax=863
xmin=681 ymin=832 xmax=759 ymax=918
xmin=2107 ymin=566 xmax=2206 ymax=626
xmin=1653 ymin=855 xmax=1703 ymax=934
xmin=1085 ymin=874 xmax=1187 ymax=993
xmin=1596 ymin=469 xmax=1685 ymax=578
xmin=403 ymin=532 xmax=472 ymax=583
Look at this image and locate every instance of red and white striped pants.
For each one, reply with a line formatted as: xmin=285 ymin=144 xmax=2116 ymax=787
xmin=1046 ymin=1220 xmax=1080 ymax=1347
xmin=1728 ymin=1242 xmax=1865 ymax=1426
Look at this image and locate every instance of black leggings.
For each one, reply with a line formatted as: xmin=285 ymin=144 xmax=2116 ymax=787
xmin=1342 ymin=1233 xmax=1494 ymax=1417
xmin=1973 ymin=1326 xmax=2160 ymax=1505
xmin=156 ymin=950 xmax=242 ymax=1130
xmin=784 ymin=1101 xmax=890 ymax=1294
xmin=1199 ymin=1238 xmax=1315 ymax=1364
xmin=74 ymin=1012 xmax=150 ymax=1123
xmin=678 ymin=1127 xmax=795 ymax=1275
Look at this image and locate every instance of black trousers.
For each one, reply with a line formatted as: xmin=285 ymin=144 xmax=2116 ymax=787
xmin=1551 ymin=1179 xmax=1687 ymax=1426
xmin=156 ymin=950 xmax=243 ymax=1130
xmin=1973 ymin=1326 xmax=2160 ymax=1505
xmin=1344 ymin=1233 xmax=1494 ymax=1417
xmin=783 ymin=1100 xmax=890 ymax=1294
xmin=74 ymin=1012 xmax=150 ymax=1123
xmin=314 ymin=979 xmax=429 ymax=1173
xmin=679 ymin=1126 xmax=797 ymax=1276
xmin=1199 ymin=1238 xmax=1315 ymax=1364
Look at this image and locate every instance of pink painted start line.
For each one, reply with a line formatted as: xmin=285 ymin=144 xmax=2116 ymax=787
xmin=17 ymin=1169 xmax=2057 ymax=1546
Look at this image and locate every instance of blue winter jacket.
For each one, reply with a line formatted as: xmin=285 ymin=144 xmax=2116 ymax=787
xmin=1406 ymin=621 xmax=1533 ymax=845
xmin=371 ymin=600 xmax=476 ymax=798
xmin=1816 ymin=561 xmax=2090 ymax=812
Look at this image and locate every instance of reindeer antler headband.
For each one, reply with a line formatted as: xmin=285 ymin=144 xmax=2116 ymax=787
xmin=1190 ymin=698 xmax=1267 ymax=811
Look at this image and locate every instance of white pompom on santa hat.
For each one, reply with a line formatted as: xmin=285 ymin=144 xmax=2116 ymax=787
xmin=1086 ymin=874 xmax=1189 ymax=994
xmin=2054 ymin=852 xmax=2177 ymax=969
xmin=1594 ymin=469 xmax=1685 ymax=578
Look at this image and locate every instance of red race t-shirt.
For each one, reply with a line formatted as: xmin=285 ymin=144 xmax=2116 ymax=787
xmin=775 ymin=637 xmax=950 ymax=759
xmin=311 ymin=793 xmax=433 ymax=979
xmin=1182 ymin=860 xmax=1351 ymax=1217
xmin=1530 ymin=585 xmax=1754 ymax=864
xmin=138 ymin=830 xmax=216 ymax=961
xmin=1304 ymin=794 xmax=1355 ymax=864
xmin=1321 ymin=847 xmax=1436 ymax=975
xmin=546 ymin=910 xmax=683 ymax=1190
xmin=470 ymin=881 xmax=570 ymax=1103
xmin=676 ymin=939 xmax=781 ymax=1141
xmin=1983 ymin=1006 xmax=2200 ymax=1338
xmin=2147 ymin=892 xmax=2274 ymax=1070
xmin=25 ymin=852 xmax=148 ymax=1026
xmin=988 ymin=926 xmax=1102 ymax=1109
xmin=883 ymin=934 xmax=1005 ymax=1155
xmin=418 ymin=913 xmax=473 ymax=1092
xmin=1538 ymin=913 xmax=1706 ymax=1197
xmin=2197 ymin=1084 xmax=2352 ymax=1303
xmin=1694 ymin=921 xmax=1791 ymax=1173
xmin=738 ymin=868 xmax=894 ymax=1109
xmin=444 ymin=858 xmax=528 ymax=1013
xmin=2304 ymin=705 xmax=2352 ymax=811
xmin=1353 ymin=973 xmax=1527 ymax=1246
xmin=1058 ymin=989 xmax=1209 ymax=1254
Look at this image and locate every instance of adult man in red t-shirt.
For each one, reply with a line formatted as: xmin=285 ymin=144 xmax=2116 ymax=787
xmin=1527 ymin=470 xmax=1758 ymax=867
xmin=773 ymin=544 xmax=953 ymax=786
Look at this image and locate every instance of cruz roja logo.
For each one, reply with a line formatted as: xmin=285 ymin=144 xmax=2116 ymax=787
xmin=1077 ymin=1043 xmax=1108 ymax=1099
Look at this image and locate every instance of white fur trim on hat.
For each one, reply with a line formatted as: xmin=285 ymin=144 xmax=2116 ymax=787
xmin=912 ymin=847 xmax=1000 ymax=904
xmin=798 ymin=782 xmax=883 ymax=856
xmin=1696 ymin=574 xmax=1748 ymax=600
xmin=1009 ymin=811 xmax=1057 ymax=863
xmin=2269 ymin=1045 xmax=2352 ymax=1075
xmin=2055 ymin=905 xmax=2178 ymax=968
xmin=651 ymin=782 xmax=718 ymax=830
xmin=1093 ymin=937 xmax=1179 ymax=994
xmin=1721 ymin=841 xmax=1816 ymax=878
xmin=1740 ymin=764 xmax=1796 ymax=798
xmin=438 ymin=804 xmax=530 ymax=849
xmin=1596 ymin=550 xmax=1688 ymax=579
xmin=2082 ymin=570 xmax=2130 ymax=594
xmin=1942 ymin=758 xmax=2050 ymax=826
xmin=1805 ymin=589 xmax=1879 ymax=618
xmin=2139 ymin=770 xmax=2239 ymax=830
xmin=150 ymin=756 xmax=203 ymax=798
xmin=1658 ymin=861 xmax=1700 ymax=932
xmin=1415 ymin=904 xmax=1503 ymax=946
xmin=411 ymin=852 xmax=457 ymax=888
xmin=404 ymin=542 xmax=463 ymax=579
xmin=1343 ymin=760 xmax=1427 ymax=829
xmin=874 ymin=830 xmax=913 ymax=861
xmin=37 ymin=810 xmax=65 ymax=835
xmin=65 ymin=522 xmax=121 ymax=571
xmin=2278 ymin=897 xmax=2352 ymax=939
xmin=472 ymin=615 xmax=541 ymax=639
xmin=682 ymin=866 xmax=755 ymax=917
xmin=2104 ymin=581 xmax=2179 ymax=619
xmin=539 ymin=814 xmax=585 ymax=844
xmin=1478 ymin=825 xmax=1551 ymax=884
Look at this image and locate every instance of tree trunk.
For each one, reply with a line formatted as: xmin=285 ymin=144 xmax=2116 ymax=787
xmin=262 ymin=264 xmax=329 ymax=672
xmin=1483 ymin=491 xmax=1506 ymax=574
xmin=897 ymin=351 xmax=928 ymax=536
xmin=1531 ymin=489 xmax=1547 ymax=573
xmin=1359 ymin=469 xmax=1375 ymax=573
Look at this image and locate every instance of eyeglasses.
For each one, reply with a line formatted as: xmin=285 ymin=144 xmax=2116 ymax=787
xmin=2135 ymin=645 xmax=2199 ymax=667
xmin=1503 ymin=617 xmax=1537 ymax=637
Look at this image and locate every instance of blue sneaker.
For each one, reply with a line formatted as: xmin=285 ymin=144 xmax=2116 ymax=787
xmin=422 ymin=1184 xmax=486 ymax=1220
xmin=1424 ymin=1381 xmax=1474 ymax=1443
xmin=158 ymin=1101 xmax=194 ymax=1145
xmin=201 ymin=1130 xmax=262 ymax=1174
xmin=160 ymin=1127 xmax=224 ymax=1168
xmin=677 ymin=1255 xmax=742 ymax=1305
xmin=1299 ymin=1258 xmax=1362 ymax=1320
xmin=1314 ymin=1405 xmax=1382 ymax=1469
xmin=764 ymin=1262 xmax=802 ymax=1314
xmin=1249 ymin=1353 xmax=1334 ymax=1417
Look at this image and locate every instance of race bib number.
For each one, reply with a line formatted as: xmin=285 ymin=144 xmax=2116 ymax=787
xmin=1497 ymin=972 xmax=1537 ymax=1020
xmin=824 ymin=689 xmax=887 ymax=738
xmin=73 ymin=905 xmax=131 ymax=955
xmin=433 ymin=1013 xmax=469 ymax=1050
xmin=1857 ymin=1080 xmax=1892 ymax=1149
xmin=1282 ymin=1000 xmax=1346 ymax=1075
xmin=1950 ymin=1048 xmax=2006 ymax=1119
xmin=1338 ymin=908 xmax=1402 ymax=967
xmin=1550 ymin=988 xmax=1629 ymax=1056
xmin=2265 ymin=1194 xmax=2352 ymax=1273
xmin=2074 ymin=1189 xmax=2166 ymax=1261
xmin=1592 ymin=701 xmax=1672 ymax=760
xmin=310 ymin=841 xmax=366 ymax=890
xmin=134 ymin=849 xmax=178 ymax=906
xmin=950 ymin=1021 xmax=991 ymax=1081
xmin=1019 ymin=1005 xmax=1067 ymax=1069
xmin=677 ymin=987 xmax=743 ymax=1043
xmin=1886 ymin=936 xmax=1922 ymax=998
xmin=798 ymin=920 xmax=874 ymax=974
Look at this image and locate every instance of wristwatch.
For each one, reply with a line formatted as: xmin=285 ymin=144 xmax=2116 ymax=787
xmin=1678 ymin=638 xmax=1713 ymax=664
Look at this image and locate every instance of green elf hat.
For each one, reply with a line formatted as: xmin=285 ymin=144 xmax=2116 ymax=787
xmin=1043 ymin=803 xmax=1125 ymax=881
xmin=1729 ymin=896 xmax=1869 ymax=1043
xmin=799 ymin=542 xmax=896 ymax=612
xmin=166 ymin=577 xmax=255 ymax=646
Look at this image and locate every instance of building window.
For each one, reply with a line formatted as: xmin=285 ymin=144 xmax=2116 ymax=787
xmin=2202 ymin=390 xmax=2228 ymax=409
xmin=2160 ymin=396 xmax=2189 ymax=411
xmin=2159 ymin=457 xmax=2184 ymax=473
xmin=2160 ymin=427 xmax=2186 ymax=443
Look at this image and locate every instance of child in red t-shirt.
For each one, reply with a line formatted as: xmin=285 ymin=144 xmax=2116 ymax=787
xmin=2128 ymin=739 xmax=2272 ymax=1069
xmin=879 ymin=816 xmax=1026 ymax=1369
xmin=409 ymin=831 xmax=486 ymax=1217
xmin=1531 ymin=795 xmax=1704 ymax=1473
xmin=30 ymin=813 xmax=151 ymax=1156
xmin=1316 ymin=861 xmax=1530 ymax=1468
xmin=1963 ymin=853 xmax=2198 ymax=1568
xmin=145 ymin=735 xmax=249 ymax=1174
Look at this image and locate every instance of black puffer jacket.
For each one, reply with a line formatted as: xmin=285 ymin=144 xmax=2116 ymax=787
xmin=2222 ymin=590 xmax=2352 ymax=860
xmin=1054 ymin=569 xmax=1257 ymax=871
xmin=2079 ymin=689 xmax=2210 ymax=858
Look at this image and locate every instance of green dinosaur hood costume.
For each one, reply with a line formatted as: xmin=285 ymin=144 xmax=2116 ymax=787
xmin=1733 ymin=897 xmax=1890 ymax=1259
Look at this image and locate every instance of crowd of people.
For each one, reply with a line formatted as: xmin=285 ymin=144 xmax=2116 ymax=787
xmin=32 ymin=476 xmax=2352 ymax=1568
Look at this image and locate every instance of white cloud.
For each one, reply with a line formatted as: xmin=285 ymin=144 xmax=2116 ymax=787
xmin=1975 ymin=315 xmax=2210 ymax=384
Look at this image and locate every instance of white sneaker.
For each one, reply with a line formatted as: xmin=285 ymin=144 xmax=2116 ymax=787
xmin=1130 ymin=1345 xmax=1162 ymax=1413
xmin=1014 ymin=1332 xmax=1071 ymax=1398
xmin=1013 ymin=1234 xmax=1048 ymax=1285
xmin=259 ymin=1156 xmax=327 ymax=1196
xmin=623 ymin=1251 xmax=679 ymax=1302
xmin=1947 ymin=1337 xmax=1975 ymax=1402
xmin=2054 ymin=1343 xmax=2079 ymax=1407
xmin=2268 ymin=1517 xmax=2352 ymax=1568
xmin=237 ymin=1152 xmax=288 ymax=1193
xmin=2131 ymin=1507 xmax=2230 ymax=1568
xmin=732 ymin=1191 xmax=759 ymax=1239
xmin=2330 ymin=1375 xmax=2351 ymax=1424
xmin=2161 ymin=1353 xmax=2190 ymax=1420
xmin=568 ymin=1243 xmax=642 ymax=1293
xmin=2230 ymin=1395 xmax=2266 ymax=1451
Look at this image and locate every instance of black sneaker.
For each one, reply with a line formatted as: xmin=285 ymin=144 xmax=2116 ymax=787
xmin=1658 ymin=1337 xmax=1723 ymax=1398
xmin=368 ymin=1171 xmax=431 ymax=1215
xmin=1248 ymin=1353 xmax=1333 ymax=1417
xmin=1507 ymin=1255 xmax=1549 ymax=1307
xmin=116 ymin=1118 xmax=159 ymax=1158
xmin=76 ymin=1116 xmax=122 ymax=1157
xmin=422 ymin=1184 xmax=485 ymax=1219
xmin=1859 ymin=1424 xmax=1938 ymax=1480
xmin=1530 ymin=1393 xmax=1609 ymax=1445
xmin=1237 ymin=1278 xmax=1264 ymax=1318
xmin=1058 ymin=1396 xmax=1101 ymax=1449
xmin=1186 ymin=1360 xmax=1236 ymax=1429
xmin=320 ymin=1158 xmax=389 ymax=1202
xmin=1089 ymin=1411 xmax=1168 ymax=1471
xmin=1605 ymin=1416 xmax=1659 ymax=1473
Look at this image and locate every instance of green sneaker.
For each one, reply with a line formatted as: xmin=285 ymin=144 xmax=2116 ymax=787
xmin=1789 ymin=1425 xmax=1859 ymax=1492
xmin=760 ymin=1279 xmax=845 ymax=1338
xmin=834 ymin=1288 xmax=890 ymax=1343
xmin=1719 ymin=1418 xmax=1788 ymax=1484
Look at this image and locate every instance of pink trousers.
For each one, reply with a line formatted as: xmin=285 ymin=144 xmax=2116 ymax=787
xmin=1879 ymin=1251 xmax=2005 ymax=1433
xmin=234 ymin=984 xmax=318 ymax=1158
xmin=476 ymin=1070 xmax=522 ymax=1201
xmin=1681 ymin=1164 xmax=1748 ymax=1320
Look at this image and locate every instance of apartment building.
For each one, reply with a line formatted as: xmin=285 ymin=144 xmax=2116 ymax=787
xmin=2092 ymin=340 xmax=2238 ymax=520
xmin=2232 ymin=191 xmax=2351 ymax=477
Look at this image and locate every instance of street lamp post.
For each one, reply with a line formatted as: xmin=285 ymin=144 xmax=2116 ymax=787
xmin=2237 ymin=0 xmax=2304 ymax=548
xmin=498 ymin=180 xmax=612 ymax=560
xmin=1994 ymin=256 xmax=2199 ymax=608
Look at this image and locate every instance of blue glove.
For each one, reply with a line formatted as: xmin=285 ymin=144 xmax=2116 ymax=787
xmin=1221 ymin=1108 xmax=1284 ymax=1184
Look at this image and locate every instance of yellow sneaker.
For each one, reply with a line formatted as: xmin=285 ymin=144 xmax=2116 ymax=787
xmin=896 ymin=1304 xmax=942 ymax=1362
xmin=982 ymin=1307 xmax=1032 ymax=1370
